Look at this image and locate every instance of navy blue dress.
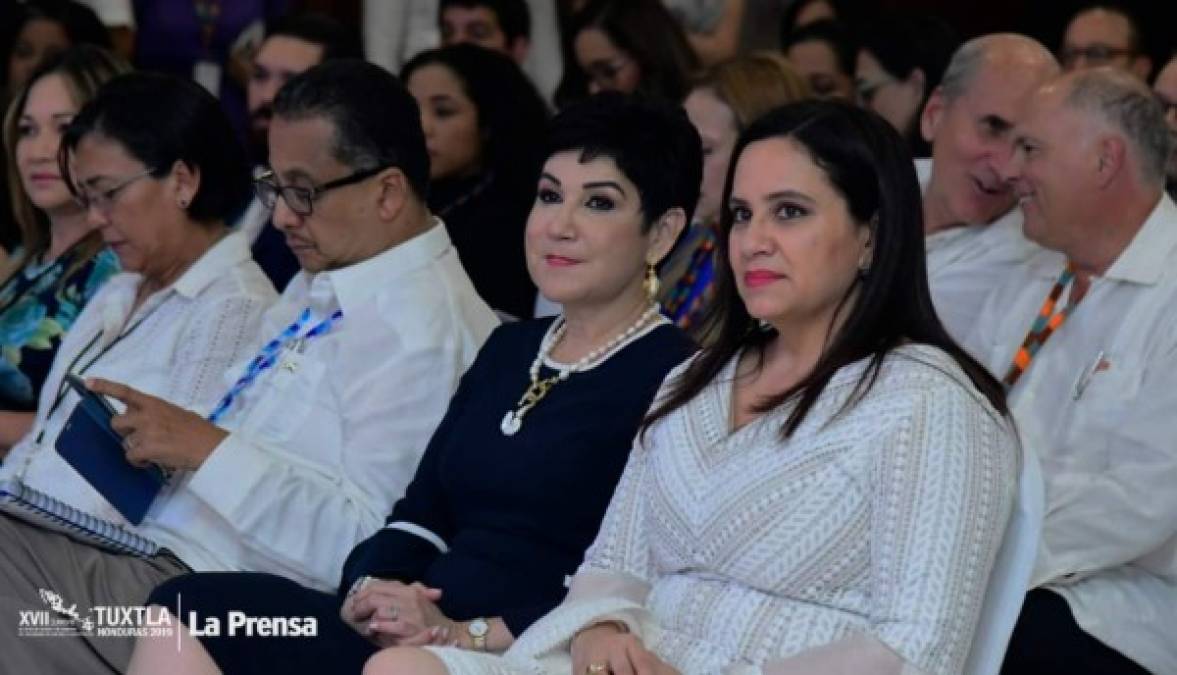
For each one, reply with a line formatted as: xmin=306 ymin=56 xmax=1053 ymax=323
xmin=148 ymin=318 xmax=694 ymax=673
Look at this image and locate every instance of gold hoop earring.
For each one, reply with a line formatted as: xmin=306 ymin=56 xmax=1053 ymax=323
xmin=643 ymin=262 xmax=660 ymax=302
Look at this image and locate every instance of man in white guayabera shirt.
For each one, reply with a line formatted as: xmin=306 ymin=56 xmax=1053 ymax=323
xmin=0 ymin=60 xmax=498 ymax=673
xmin=916 ymin=33 xmax=1058 ymax=341
xmin=968 ymin=68 xmax=1177 ymax=675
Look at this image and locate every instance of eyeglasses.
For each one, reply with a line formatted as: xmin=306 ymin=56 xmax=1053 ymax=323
xmin=73 ymin=168 xmax=157 ymax=214
xmin=1059 ymin=44 xmax=1135 ymax=68
xmin=253 ymin=164 xmax=391 ymax=216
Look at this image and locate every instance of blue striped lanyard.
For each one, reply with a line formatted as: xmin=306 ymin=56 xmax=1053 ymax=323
xmin=207 ymin=307 xmax=343 ymax=424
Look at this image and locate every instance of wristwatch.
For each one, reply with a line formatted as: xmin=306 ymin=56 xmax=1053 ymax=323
xmin=467 ymin=617 xmax=489 ymax=650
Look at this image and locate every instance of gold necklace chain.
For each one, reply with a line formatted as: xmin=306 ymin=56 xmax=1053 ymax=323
xmin=499 ymin=306 xmax=660 ymax=436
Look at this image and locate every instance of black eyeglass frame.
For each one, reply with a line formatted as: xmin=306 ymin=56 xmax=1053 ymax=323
xmin=253 ymin=164 xmax=392 ymax=216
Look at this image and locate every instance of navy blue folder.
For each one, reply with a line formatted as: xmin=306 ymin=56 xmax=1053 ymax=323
xmin=55 ymin=381 xmax=165 ymax=525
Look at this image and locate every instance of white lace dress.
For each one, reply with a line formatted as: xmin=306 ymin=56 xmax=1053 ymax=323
xmin=426 ymin=345 xmax=1018 ymax=675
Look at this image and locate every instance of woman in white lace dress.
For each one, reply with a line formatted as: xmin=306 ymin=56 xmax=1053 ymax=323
xmin=366 ymin=100 xmax=1019 ymax=675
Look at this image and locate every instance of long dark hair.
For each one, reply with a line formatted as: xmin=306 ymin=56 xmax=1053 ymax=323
xmin=645 ymin=100 xmax=1008 ymax=437
xmin=402 ymin=44 xmax=549 ymax=185
xmin=3 ymin=45 xmax=128 ymax=284
xmin=857 ymin=12 xmax=959 ymax=158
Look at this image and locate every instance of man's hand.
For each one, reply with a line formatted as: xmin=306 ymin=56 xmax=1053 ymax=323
xmin=87 ymin=378 xmax=227 ymax=473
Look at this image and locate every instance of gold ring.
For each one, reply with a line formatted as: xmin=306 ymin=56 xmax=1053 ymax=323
xmin=587 ymin=664 xmax=609 ymax=674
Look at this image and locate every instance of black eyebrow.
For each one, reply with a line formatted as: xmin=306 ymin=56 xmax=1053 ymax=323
xmin=583 ymin=180 xmax=626 ymax=196
xmin=277 ymin=168 xmax=315 ymax=184
xmin=539 ymin=172 xmax=561 ymax=186
xmin=980 ymin=114 xmax=1013 ymax=131
xmin=763 ymin=189 xmax=816 ymax=205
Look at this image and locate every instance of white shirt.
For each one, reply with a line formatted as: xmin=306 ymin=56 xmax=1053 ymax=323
xmin=363 ymin=0 xmax=562 ymax=105
xmin=519 ymin=0 xmax=563 ymax=104
xmin=964 ymin=194 xmax=1177 ymax=675
xmin=916 ymin=158 xmax=1042 ymax=341
xmin=363 ymin=0 xmax=438 ymax=73
xmin=2 ymin=231 xmax=275 ymax=520
xmin=74 ymin=0 xmax=135 ymax=27
xmin=158 ymin=221 xmax=499 ymax=590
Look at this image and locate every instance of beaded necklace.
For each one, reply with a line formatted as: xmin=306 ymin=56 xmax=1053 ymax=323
xmin=500 ymin=305 xmax=661 ymax=436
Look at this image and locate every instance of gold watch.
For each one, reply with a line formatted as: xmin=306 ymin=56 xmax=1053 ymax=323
xmin=467 ymin=617 xmax=489 ymax=650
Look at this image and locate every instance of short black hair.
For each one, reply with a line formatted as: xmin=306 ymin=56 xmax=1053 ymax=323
xmin=61 ymin=72 xmax=251 ymax=224
xmin=272 ymin=59 xmax=430 ymax=201
xmin=266 ymin=11 xmax=362 ymax=61
xmin=781 ymin=19 xmax=857 ymax=79
xmin=438 ymin=0 xmax=531 ymax=42
xmin=544 ymin=92 xmax=701 ymax=230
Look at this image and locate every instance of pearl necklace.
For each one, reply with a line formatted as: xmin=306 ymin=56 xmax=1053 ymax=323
xmin=500 ymin=305 xmax=662 ymax=436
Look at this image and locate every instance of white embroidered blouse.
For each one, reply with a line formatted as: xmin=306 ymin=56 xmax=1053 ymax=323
xmin=442 ymin=344 xmax=1019 ymax=675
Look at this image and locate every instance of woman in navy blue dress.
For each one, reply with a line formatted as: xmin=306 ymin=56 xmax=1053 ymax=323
xmin=128 ymin=92 xmax=703 ymax=674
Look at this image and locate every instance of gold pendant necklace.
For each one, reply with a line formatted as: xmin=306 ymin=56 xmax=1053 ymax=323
xmin=500 ymin=306 xmax=660 ymax=437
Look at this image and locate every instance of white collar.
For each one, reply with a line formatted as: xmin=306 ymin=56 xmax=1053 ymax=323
xmin=174 ymin=230 xmax=252 ymax=299
xmin=302 ymin=218 xmax=453 ymax=318
xmin=1101 ymin=194 xmax=1177 ymax=286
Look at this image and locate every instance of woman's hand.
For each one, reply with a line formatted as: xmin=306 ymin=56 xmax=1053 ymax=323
xmin=571 ymin=623 xmax=680 ymax=675
xmin=341 ymin=578 xmax=453 ymax=647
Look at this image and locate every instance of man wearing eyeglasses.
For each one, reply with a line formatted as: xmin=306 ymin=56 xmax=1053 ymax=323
xmin=1154 ymin=53 xmax=1177 ymax=199
xmin=75 ymin=60 xmax=497 ymax=669
xmin=238 ymin=12 xmax=360 ymax=292
xmin=1058 ymin=5 xmax=1151 ymax=81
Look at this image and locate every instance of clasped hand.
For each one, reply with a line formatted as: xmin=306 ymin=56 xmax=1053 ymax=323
xmin=85 ymin=378 xmax=227 ymax=473
xmin=341 ymin=579 xmax=459 ymax=648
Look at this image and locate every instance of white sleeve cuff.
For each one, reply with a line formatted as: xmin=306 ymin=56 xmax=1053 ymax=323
xmin=383 ymin=521 xmax=448 ymax=553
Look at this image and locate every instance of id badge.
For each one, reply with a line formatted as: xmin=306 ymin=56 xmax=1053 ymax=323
xmin=193 ymin=60 xmax=222 ymax=97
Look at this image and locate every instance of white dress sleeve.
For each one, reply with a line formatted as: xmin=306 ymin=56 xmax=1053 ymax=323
xmin=750 ymin=380 xmax=1016 ymax=675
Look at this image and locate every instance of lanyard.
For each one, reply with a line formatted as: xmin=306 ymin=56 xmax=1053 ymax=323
xmin=206 ymin=307 xmax=343 ymax=424
xmin=1001 ymin=263 xmax=1079 ymax=391
xmin=28 ymin=295 xmax=164 ymax=456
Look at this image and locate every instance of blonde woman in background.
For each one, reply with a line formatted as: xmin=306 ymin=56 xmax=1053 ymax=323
xmin=0 ymin=45 xmax=126 ymax=450
xmin=662 ymin=51 xmax=809 ymax=341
